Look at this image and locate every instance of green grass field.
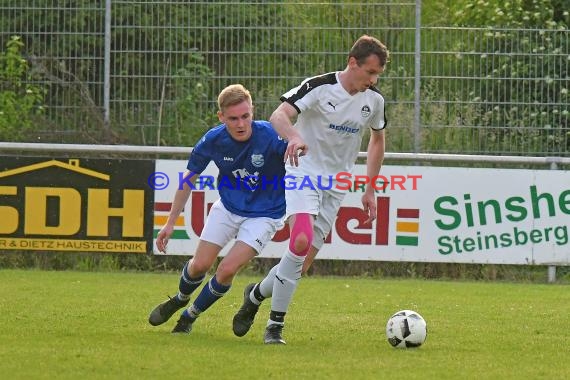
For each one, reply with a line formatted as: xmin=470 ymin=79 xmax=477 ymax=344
xmin=1 ymin=269 xmax=569 ymax=379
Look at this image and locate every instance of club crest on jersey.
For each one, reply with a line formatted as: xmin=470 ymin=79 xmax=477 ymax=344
xmin=361 ymin=105 xmax=371 ymax=118
xmin=251 ymin=154 xmax=264 ymax=168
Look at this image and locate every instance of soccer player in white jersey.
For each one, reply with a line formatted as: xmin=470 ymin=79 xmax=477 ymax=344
xmin=232 ymin=35 xmax=389 ymax=344
xmin=148 ymin=84 xmax=287 ymax=334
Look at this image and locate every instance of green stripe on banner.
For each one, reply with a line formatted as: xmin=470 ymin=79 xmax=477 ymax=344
xmin=396 ymin=236 xmax=418 ymax=246
xmin=153 ymin=229 xmax=190 ymax=239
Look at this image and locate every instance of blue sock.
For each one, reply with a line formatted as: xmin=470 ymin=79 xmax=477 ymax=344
xmin=184 ymin=276 xmax=231 ymax=321
xmin=178 ymin=262 xmax=205 ymax=300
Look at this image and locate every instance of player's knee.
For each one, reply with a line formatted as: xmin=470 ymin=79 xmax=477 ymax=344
xmin=289 ymin=213 xmax=314 ymax=256
xmin=214 ymin=261 xmax=238 ymax=285
xmin=188 ymin=258 xmax=209 ymax=277
xmin=291 ymin=233 xmax=310 ymax=253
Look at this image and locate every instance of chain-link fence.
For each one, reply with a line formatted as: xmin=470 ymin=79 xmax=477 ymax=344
xmin=0 ymin=1 xmax=568 ymax=155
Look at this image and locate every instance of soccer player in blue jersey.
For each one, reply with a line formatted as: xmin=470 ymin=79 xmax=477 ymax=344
xmin=232 ymin=35 xmax=389 ymax=344
xmin=148 ymin=84 xmax=287 ymax=334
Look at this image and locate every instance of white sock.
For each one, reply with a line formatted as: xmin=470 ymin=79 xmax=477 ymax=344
xmin=270 ymin=249 xmax=304 ymax=314
xmin=177 ymin=292 xmax=191 ymax=301
xmin=252 ymin=264 xmax=279 ymax=303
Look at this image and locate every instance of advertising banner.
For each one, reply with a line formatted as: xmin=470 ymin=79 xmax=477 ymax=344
xmin=0 ymin=157 xmax=155 ymax=253
xmin=153 ymin=160 xmax=569 ymax=265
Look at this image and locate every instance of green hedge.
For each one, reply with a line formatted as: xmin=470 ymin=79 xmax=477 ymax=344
xmin=1 ymin=251 xmax=568 ymax=284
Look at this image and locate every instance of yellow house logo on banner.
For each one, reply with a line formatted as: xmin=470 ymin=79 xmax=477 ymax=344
xmin=0 ymin=158 xmax=154 ymax=253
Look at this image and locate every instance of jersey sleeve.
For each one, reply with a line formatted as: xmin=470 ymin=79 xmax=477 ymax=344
xmin=370 ymin=97 xmax=387 ymax=131
xmin=273 ymin=134 xmax=288 ymax=156
xmin=186 ymin=134 xmax=212 ymax=174
xmin=280 ymin=80 xmax=321 ymax=114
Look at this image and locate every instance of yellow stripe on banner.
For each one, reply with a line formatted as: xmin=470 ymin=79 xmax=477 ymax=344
xmin=396 ymin=221 xmax=419 ymax=233
xmin=154 ymin=215 xmax=185 ymax=226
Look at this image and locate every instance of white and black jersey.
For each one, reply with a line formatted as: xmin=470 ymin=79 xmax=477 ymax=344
xmin=281 ymin=71 xmax=387 ymax=181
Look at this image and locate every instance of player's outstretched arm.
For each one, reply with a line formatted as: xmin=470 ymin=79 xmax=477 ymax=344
xmin=269 ymin=102 xmax=307 ymax=166
xmin=156 ymin=170 xmax=198 ymax=253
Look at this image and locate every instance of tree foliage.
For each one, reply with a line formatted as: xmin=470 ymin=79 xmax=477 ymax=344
xmin=0 ymin=1 xmax=567 ymax=154
xmin=450 ymin=0 xmax=569 ymax=154
xmin=0 ymin=36 xmax=45 ymax=141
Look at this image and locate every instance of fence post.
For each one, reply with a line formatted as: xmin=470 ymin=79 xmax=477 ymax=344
xmin=103 ymin=0 xmax=112 ymax=142
xmin=413 ymin=0 xmax=421 ymax=153
xmin=547 ymin=160 xmax=559 ymax=283
xmin=547 ymin=266 xmax=556 ymax=283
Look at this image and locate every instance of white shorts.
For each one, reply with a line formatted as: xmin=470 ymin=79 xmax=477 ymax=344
xmin=285 ymin=178 xmax=346 ymax=250
xmin=199 ymin=200 xmax=285 ymax=255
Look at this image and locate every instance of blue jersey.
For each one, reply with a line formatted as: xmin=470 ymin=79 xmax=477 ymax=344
xmin=187 ymin=120 xmax=287 ymax=219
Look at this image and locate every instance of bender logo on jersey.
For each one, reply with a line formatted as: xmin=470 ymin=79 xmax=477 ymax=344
xmin=0 ymin=157 xmax=154 ymax=253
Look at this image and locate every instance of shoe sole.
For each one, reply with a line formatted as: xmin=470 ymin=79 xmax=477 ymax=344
xmin=171 ymin=327 xmax=192 ymax=334
xmin=264 ymin=339 xmax=286 ymax=345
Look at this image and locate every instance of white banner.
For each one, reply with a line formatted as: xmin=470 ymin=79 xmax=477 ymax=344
xmin=152 ymin=160 xmax=570 ymax=265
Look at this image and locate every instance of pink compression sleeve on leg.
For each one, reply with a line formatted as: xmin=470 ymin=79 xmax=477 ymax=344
xmin=288 ymin=213 xmax=314 ymax=257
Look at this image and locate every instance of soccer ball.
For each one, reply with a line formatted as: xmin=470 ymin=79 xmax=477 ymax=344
xmin=385 ymin=310 xmax=427 ymax=348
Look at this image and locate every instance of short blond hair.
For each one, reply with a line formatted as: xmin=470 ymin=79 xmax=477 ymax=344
xmin=217 ymin=84 xmax=252 ymax=112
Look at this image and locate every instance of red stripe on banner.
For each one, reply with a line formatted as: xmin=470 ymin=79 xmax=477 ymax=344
xmin=154 ymin=202 xmax=172 ymax=212
xmin=397 ymin=208 xmax=419 ymax=218
xmin=376 ymin=197 xmax=390 ymax=245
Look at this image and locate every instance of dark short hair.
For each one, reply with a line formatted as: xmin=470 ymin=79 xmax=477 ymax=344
xmin=349 ymin=35 xmax=390 ymax=67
